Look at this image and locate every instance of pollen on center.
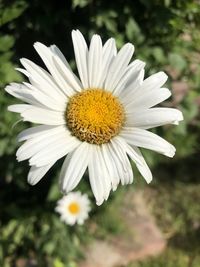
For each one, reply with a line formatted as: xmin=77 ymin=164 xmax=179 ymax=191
xmin=65 ymin=89 xmax=125 ymax=145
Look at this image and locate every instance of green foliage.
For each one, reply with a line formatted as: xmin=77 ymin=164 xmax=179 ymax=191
xmin=0 ymin=1 xmax=27 ymax=26
xmin=128 ymin=249 xmax=200 ymax=267
xmin=0 ymin=0 xmax=200 ymax=266
xmin=0 ymin=207 xmax=86 ymax=266
xmin=92 ymin=187 xmax=128 ymax=238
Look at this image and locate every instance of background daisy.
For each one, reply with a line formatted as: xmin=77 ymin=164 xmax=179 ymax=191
xmin=55 ymin=192 xmax=91 ymax=225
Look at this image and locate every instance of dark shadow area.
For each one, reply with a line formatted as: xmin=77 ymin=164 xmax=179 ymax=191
xmin=154 ymin=152 xmax=200 ymax=185
xmin=169 ymin=228 xmax=200 ymax=254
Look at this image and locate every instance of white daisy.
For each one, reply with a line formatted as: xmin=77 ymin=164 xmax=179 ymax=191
xmin=55 ymin=191 xmax=90 ymax=225
xmin=6 ymin=30 xmax=183 ymax=205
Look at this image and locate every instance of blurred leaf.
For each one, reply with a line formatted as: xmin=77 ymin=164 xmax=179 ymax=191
xmin=0 ymin=1 xmax=27 ymax=26
xmin=72 ymin=0 xmax=90 ymax=8
xmin=53 ymin=258 xmax=65 ymax=267
xmin=0 ymin=62 xmax=22 ymax=86
xmin=126 ymin=17 xmax=144 ymax=44
xmin=0 ymin=35 xmax=14 ymax=52
xmin=47 ymin=182 xmax=60 ymax=202
xmin=164 ymin=0 xmax=171 ymax=7
xmin=151 ymin=47 xmax=166 ymax=64
xmin=169 ymin=53 xmax=187 ymax=72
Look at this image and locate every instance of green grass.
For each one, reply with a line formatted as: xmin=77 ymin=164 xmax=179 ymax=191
xmin=128 ymin=249 xmax=200 ymax=267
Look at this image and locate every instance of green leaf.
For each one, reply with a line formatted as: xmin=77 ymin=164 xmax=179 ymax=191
xmin=0 ymin=1 xmax=27 ymax=26
xmin=151 ymin=47 xmax=166 ymax=64
xmin=126 ymin=18 xmax=144 ymax=45
xmin=47 ymin=181 xmax=60 ymax=202
xmin=0 ymin=35 xmax=14 ymax=52
xmin=53 ymin=258 xmax=65 ymax=267
xmin=0 ymin=62 xmax=22 ymax=86
xmin=169 ymin=53 xmax=187 ymax=72
xmin=72 ymin=0 xmax=90 ymax=8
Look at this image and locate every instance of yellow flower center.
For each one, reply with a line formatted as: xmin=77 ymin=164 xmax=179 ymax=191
xmin=66 ymin=89 xmax=125 ymax=145
xmin=68 ymin=202 xmax=80 ymax=214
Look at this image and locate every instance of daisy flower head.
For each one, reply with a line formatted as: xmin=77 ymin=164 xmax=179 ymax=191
xmin=6 ymin=30 xmax=183 ymax=205
xmin=55 ymin=191 xmax=91 ymax=225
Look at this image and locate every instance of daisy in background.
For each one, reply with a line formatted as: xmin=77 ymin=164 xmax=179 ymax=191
xmin=55 ymin=191 xmax=91 ymax=225
xmin=6 ymin=30 xmax=183 ymax=205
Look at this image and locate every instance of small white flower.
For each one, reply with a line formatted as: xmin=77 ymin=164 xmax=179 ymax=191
xmin=55 ymin=192 xmax=91 ymax=225
xmin=6 ymin=30 xmax=183 ymax=205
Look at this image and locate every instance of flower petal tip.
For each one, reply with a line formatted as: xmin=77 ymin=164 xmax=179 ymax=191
xmin=165 ymin=146 xmax=176 ymax=158
xmin=178 ymin=111 xmax=184 ymax=121
xmin=4 ymin=85 xmax=10 ymax=93
xmin=27 ymin=178 xmax=36 ymax=186
xmin=160 ymin=71 xmax=168 ymax=77
xmin=134 ymin=59 xmax=146 ymax=68
xmin=146 ymin=177 xmax=153 ymax=184
xmin=33 ymin=41 xmax=41 ymax=47
xmin=125 ymin=42 xmax=135 ymax=53
xmin=96 ymin=199 xmax=104 ymax=206
xmin=20 ymin=57 xmax=26 ymax=64
xmin=172 ymin=110 xmax=184 ymax=125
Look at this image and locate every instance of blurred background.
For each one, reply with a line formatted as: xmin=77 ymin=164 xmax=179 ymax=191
xmin=0 ymin=0 xmax=200 ymax=266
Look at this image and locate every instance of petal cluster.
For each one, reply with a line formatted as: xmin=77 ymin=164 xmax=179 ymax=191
xmin=6 ymin=30 xmax=183 ymax=205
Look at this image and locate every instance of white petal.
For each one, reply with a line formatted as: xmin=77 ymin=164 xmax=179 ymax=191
xmin=141 ymin=71 xmax=168 ymax=91
xmin=8 ymin=104 xmax=30 ymax=113
xmin=114 ymin=136 xmax=152 ymax=183
xmin=126 ymin=65 xmax=145 ymax=88
xmin=120 ymin=127 xmax=176 ymax=157
xmin=22 ymin=82 xmax=66 ymax=112
xmin=111 ymin=138 xmax=133 ymax=185
xmin=15 ymin=67 xmax=30 ymax=77
xmin=49 ymin=45 xmax=82 ymax=91
xmin=52 ymin=54 xmax=82 ymax=92
xmin=33 ymin=42 xmax=77 ymax=96
xmin=131 ymin=146 xmax=152 ymax=184
xmin=103 ymin=38 xmax=117 ymax=56
xmin=88 ymin=147 xmax=105 ymax=205
xmin=104 ymin=43 xmax=134 ymax=92
xmin=6 ymin=82 xmax=66 ymax=112
xmin=106 ymin=142 xmax=129 ymax=186
xmin=49 ymin=45 xmax=71 ymax=67
xmin=126 ymin=59 xmax=146 ymax=73
xmin=72 ymin=30 xmax=89 ymax=88
xmin=132 ymin=71 xmax=168 ymax=100
xmin=88 ymin=34 xmax=103 ymax=88
xmin=17 ymin=125 xmax=59 ymax=142
xmin=21 ymin=106 xmax=65 ymax=125
xmin=95 ymin=146 xmax=112 ymax=200
xmin=59 ymin=142 xmax=90 ymax=193
xmin=29 ymin=135 xmax=81 ymax=167
xmin=5 ymin=83 xmax=39 ymax=106
xmin=113 ymin=59 xmax=145 ymax=97
xmin=119 ymin=68 xmax=145 ymax=104
xmin=28 ymin=162 xmax=55 ymax=185
xmin=126 ymin=108 xmax=183 ymax=129
xmin=30 ymin=88 xmax=66 ymax=112
xmin=17 ymin=126 xmax=66 ymax=161
xmin=20 ymin=58 xmax=65 ymax=101
xmin=98 ymin=38 xmax=117 ymax=88
xmin=101 ymin=144 xmax=120 ymax=191
xmin=121 ymin=71 xmax=167 ymax=106
xmin=126 ymin=88 xmax=171 ymax=112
